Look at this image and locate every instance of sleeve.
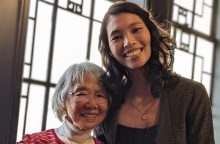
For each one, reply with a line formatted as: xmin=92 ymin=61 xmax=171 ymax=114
xmin=94 ymin=123 xmax=107 ymax=144
xmin=186 ymin=83 xmax=215 ymax=144
xmin=18 ymin=134 xmax=40 ymax=144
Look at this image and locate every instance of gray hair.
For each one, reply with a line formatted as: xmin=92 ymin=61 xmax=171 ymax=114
xmin=52 ymin=62 xmax=109 ymax=122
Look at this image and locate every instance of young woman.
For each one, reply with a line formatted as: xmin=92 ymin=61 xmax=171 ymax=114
xmin=19 ymin=62 xmax=112 ymax=144
xmin=94 ymin=1 xmax=214 ymax=144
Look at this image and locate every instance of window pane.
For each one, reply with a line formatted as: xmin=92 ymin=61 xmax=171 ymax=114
xmin=193 ymin=6 xmax=212 ymax=35
xmin=174 ymin=0 xmax=194 ymax=11
xmin=23 ymin=64 xmax=30 ymax=79
xmin=193 ymin=56 xmax=203 ymax=82
xmin=173 ymin=49 xmax=193 ymax=79
xmin=204 ymin=0 xmax=213 ymax=6
xmin=90 ymin=21 xmax=102 ymax=67
xmin=24 ymin=19 xmax=34 ymax=64
xmin=189 ymin=34 xmax=195 ymax=53
xmin=94 ymin=0 xmax=112 ymax=21
xmin=196 ymin=37 xmax=214 ymax=73
xmin=25 ymin=84 xmax=45 ymax=134
xmin=51 ymin=8 xmax=90 ymax=83
xmin=31 ymin=2 xmax=53 ymax=81
xmin=82 ymin=0 xmax=91 ymax=17
xmin=202 ymin=73 xmax=211 ymax=97
xmin=175 ymin=28 xmax=182 ymax=48
xmin=21 ymin=82 xmax=28 ymax=96
xmin=28 ymin=0 xmax=37 ymax=18
xmin=42 ymin=0 xmax=54 ymax=4
xmin=46 ymin=88 xmax=61 ymax=129
xmin=16 ymin=98 xmax=27 ymax=142
xmin=195 ymin=0 xmax=203 ymax=15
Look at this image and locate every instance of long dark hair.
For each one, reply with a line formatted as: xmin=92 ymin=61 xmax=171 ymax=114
xmin=99 ymin=1 xmax=179 ymax=104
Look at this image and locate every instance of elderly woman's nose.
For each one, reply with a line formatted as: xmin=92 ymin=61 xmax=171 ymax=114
xmin=86 ymin=95 xmax=98 ymax=108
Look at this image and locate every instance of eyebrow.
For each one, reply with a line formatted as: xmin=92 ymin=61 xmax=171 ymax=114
xmin=109 ymin=22 xmax=142 ymax=37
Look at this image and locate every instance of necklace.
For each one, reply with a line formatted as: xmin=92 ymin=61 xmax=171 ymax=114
xmin=128 ymin=97 xmax=153 ymax=120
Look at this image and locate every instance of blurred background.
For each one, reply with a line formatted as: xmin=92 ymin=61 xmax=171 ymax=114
xmin=0 ymin=0 xmax=220 ymax=143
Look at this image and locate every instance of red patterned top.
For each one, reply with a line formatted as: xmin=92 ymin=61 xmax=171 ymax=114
xmin=18 ymin=129 xmax=104 ymax=144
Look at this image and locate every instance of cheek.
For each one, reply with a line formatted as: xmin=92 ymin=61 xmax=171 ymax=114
xmin=99 ymin=104 xmax=108 ymax=115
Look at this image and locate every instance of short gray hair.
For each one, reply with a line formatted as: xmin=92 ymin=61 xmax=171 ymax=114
xmin=52 ymin=62 xmax=108 ymax=122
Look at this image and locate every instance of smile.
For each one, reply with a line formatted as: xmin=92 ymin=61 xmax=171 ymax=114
xmin=82 ymin=114 xmax=97 ymax=118
xmin=125 ymin=48 xmax=142 ymax=58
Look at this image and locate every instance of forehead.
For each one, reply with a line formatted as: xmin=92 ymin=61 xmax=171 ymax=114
xmin=107 ymin=13 xmax=144 ymax=33
xmin=71 ymin=75 xmax=103 ymax=90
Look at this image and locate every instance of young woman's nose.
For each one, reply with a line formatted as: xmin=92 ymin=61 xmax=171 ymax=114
xmin=123 ymin=33 xmax=136 ymax=48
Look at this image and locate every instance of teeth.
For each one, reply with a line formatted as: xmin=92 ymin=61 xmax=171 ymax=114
xmin=126 ymin=49 xmax=141 ymax=57
xmin=83 ymin=114 xmax=97 ymax=118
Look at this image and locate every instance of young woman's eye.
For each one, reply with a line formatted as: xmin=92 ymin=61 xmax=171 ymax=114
xmin=133 ymin=28 xmax=142 ymax=33
xmin=111 ymin=36 xmax=121 ymax=41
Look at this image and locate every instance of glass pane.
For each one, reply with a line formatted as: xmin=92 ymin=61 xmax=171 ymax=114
xmin=186 ymin=11 xmax=192 ymax=28
xmin=16 ymin=98 xmax=27 ymax=142
xmin=51 ymin=8 xmax=90 ymax=84
xmin=90 ymin=21 xmax=102 ymax=67
xmin=25 ymin=84 xmax=45 ymax=134
xmin=23 ymin=64 xmax=30 ymax=79
xmin=189 ymin=34 xmax=195 ymax=53
xmin=82 ymin=0 xmax=91 ymax=17
xmin=202 ymin=73 xmax=211 ymax=97
xmin=46 ymin=88 xmax=61 ymax=129
xmin=195 ymin=0 xmax=203 ymax=15
xmin=42 ymin=0 xmax=54 ymax=4
xmin=21 ymin=82 xmax=28 ymax=96
xmin=193 ymin=6 xmax=212 ymax=35
xmin=24 ymin=19 xmax=34 ymax=64
xmin=182 ymin=32 xmax=189 ymax=46
xmin=196 ymin=37 xmax=214 ymax=73
xmin=172 ymin=5 xmax=178 ymax=22
xmin=204 ymin=0 xmax=213 ymax=6
xmin=193 ymin=56 xmax=203 ymax=82
xmin=58 ymin=0 xmax=68 ymax=8
xmin=175 ymin=28 xmax=182 ymax=48
xmin=94 ymin=0 xmax=113 ymax=21
xmin=28 ymin=0 xmax=37 ymax=18
xmin=173 ymin=49 xmax=193 ymax=79
xmin=174 ymin=0 xmax=194 ymax=11
xmin=31 ymin=2 xmax=53 ymax=81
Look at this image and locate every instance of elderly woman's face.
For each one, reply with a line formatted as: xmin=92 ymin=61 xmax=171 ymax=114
xmin=64 ymin=76 xmax=108 ymax=130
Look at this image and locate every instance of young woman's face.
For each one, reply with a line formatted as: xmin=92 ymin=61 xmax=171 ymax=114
xmin=107 ymin=13 xmax=151 ymax=70
xmin=64 ymin=76 xmax=108 ymax=131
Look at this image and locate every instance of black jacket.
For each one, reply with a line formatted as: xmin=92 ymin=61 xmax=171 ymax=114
xmin=94 ymin=76 xmax=215 ymax=144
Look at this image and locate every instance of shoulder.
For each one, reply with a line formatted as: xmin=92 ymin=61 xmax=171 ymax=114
xmin=18 ymin=129 xmax=63 ymax=144
xmin=170 ymin=76 xmax=207 ymax=96
xmin=93 ymin=136 xmax=106 ymax=144
xmin=167 ymin=76 xmax=210 ymax=106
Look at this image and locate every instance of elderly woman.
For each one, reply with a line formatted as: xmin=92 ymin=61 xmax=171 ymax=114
xmin=19 ymin=62 xmax=111 ymax=144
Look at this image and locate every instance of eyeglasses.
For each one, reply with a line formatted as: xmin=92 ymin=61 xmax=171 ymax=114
xmin=66 ymin=91 xmax=107 ymax=104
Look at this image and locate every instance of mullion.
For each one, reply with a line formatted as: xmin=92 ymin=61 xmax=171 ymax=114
xmin=22 ymin=0 xmax=39 ymax=136
xmin=86 ymin=0 xmax=95 ymax=61
xmin=41 ymin=0 xmax=59 ymax=131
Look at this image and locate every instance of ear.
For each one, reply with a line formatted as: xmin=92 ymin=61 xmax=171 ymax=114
xmin=60 ymin=106 xmax=67 ymax=111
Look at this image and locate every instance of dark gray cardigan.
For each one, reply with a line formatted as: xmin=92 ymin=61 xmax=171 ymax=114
xmin=94 ymin=76 xmax=215 ymax=144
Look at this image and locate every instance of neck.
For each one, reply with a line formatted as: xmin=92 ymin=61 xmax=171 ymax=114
xmin=127 ymin=68 xmax=153 ymax=100
xmin=57 ymin=118 xmax=92 ymax=143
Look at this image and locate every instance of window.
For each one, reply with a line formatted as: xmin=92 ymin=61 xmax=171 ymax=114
xmin=171 ymin=0 xmax=216 ymax=97
xmin=17 ymin=0 xmax=113 ymax=141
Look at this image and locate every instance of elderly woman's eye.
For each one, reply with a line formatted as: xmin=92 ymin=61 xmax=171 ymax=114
xmin=74 ymin=92 xmax=88 ymax=96
xmin=96 ymin=94 xmax=106 ymax=98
